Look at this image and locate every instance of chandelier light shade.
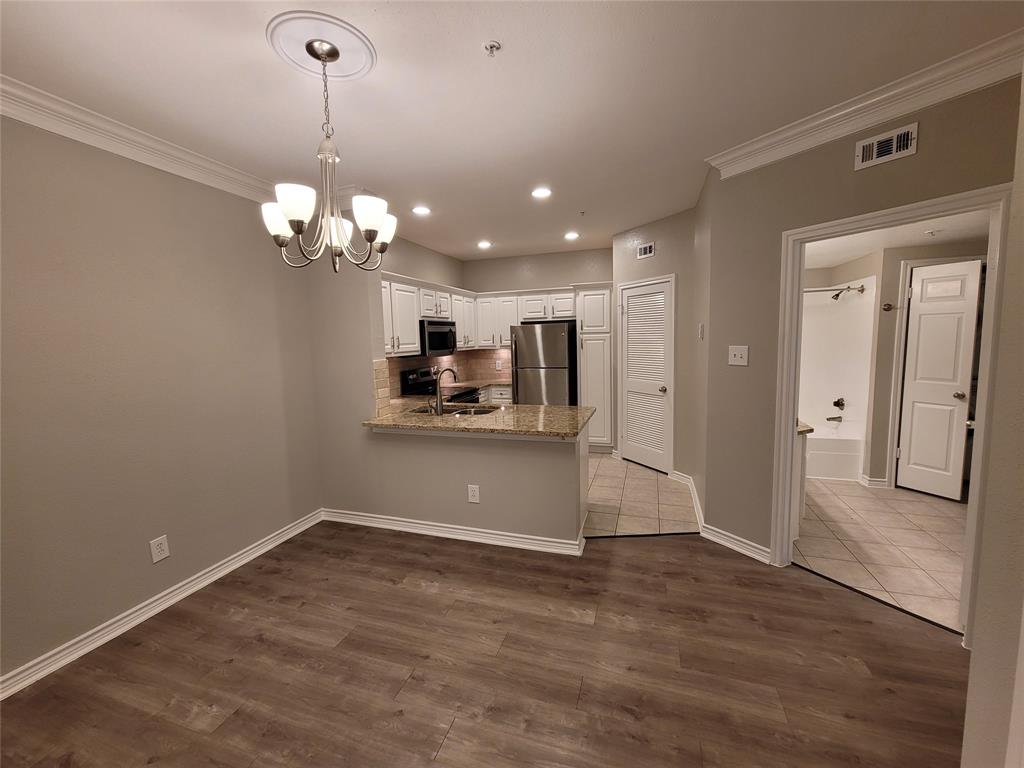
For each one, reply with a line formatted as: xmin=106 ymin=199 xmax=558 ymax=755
xmin=260 ymin=37 xmax=395 ymax=272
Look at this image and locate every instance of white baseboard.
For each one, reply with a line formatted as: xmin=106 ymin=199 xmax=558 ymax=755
xmin=669 ymin=471 xmax=768 ymax=564
xmin=0 ymin=504 xmax=589 ymax=700
xmin=589 ymin=444 xmax=614 ymax=454
xmin=0 ymin=510 xmax=322 ymax=700
xmin=700 ymin=524 xmax=772 ymax=564
xmin=668 ymin=471 xmax=705 ymax=530
xmin=611 ymin=449 xmax=621 ymax=460
xmin=319 ymin=508 xmax=585 ymax=557
xmin=859 ymin=474 xmax=889 ymax=488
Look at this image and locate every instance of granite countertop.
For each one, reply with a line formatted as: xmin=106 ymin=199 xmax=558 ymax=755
xmin=364 ymin=404 xmax=596 ymax=438
xmin=797 ymin=419 xmax=814 ymax=435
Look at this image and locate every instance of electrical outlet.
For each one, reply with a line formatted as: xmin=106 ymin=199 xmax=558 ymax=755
xmin=728 ymin=345 xmax=749 ymax=366
xmin=467 ymin=484 xmax=480 ymax=503
xmin=149 ymin=535 xmax=170 ymax=563
xmin=495 ymin=359 xmax=502 ymax=371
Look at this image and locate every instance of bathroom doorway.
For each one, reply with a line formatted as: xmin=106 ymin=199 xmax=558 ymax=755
xmin=772 ymin=186 xmax=1010 ymax=639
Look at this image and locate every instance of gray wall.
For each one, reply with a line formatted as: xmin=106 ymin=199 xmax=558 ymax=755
xmin=1 ymin=119 xmax=322 ymax=673
xmin=380 ymin=236 xmax=464 ymax=288
xmin=697 ymin=78 xmax=1019 ymax=546
xmin=612 ymin=209 xmax=708 ymax=495
xmin=461 ymin=248 xmax=612 ymax=292
xmin=961 ymin=71 xmax=1024 ymax=768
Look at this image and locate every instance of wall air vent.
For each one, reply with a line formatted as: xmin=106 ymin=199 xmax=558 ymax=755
xmin=637 ymin=242 xmax=655 ymax=259
xmin=854 ymin=122 xmax=918 ymax=171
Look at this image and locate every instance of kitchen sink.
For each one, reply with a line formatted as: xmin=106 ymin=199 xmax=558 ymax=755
xmin=409 ymin=404 xmax=502 ymax=416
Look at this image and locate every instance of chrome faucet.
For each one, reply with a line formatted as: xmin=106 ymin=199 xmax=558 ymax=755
xmin=431 ymin=368 xmax=457 ymax=415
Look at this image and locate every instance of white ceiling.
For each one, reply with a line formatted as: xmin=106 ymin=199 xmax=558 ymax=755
xmin=804 ymin=210 xmax=991 ymax=269
xmin=1 ymin=2 xmax=1021 ymax=260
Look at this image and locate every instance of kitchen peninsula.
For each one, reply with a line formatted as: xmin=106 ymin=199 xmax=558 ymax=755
xmin=360 ymin=404 xmax=595 ymax=555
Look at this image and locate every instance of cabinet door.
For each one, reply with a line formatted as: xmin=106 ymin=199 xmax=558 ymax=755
xmin=436 ymin=292 xmax=452 ymax=319
xmin=420 ymin=288 xmax=437 ymax=317
xmin=576 ymin=289 xmax=611 ymax=333
xmin=465 ymin=298 xmax=476 ymax=346
xmin=550 ymin=292 xmax=575 ymax=318
xmin=476 ymin=298 xmax=497 ymax=347
xmin=580 ymin=333 xmax=612 ymax=445
xmin=392 ymin=282 xmax=422 ymax=354
xmin=498 ymin=296 xmax=519 ymax=346
xmin=382 ymin=280 xmax=395 ymax=354
xmin=451 ymin=294 xmax=465 ymax=348
xmin=518 ymin=294 xmax=549 ymax=320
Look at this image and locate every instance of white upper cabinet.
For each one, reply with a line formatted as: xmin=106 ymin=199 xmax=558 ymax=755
xmin=391 ymin=282 xmax=422 ymax=355
xmin=476 ymin=297 xmax=498 ymax=347
xmin=436 ymin=292 xmax=452 ymax=319
xmin=420 ymin=288 xmax=451 ymax=318
xmin=576 ymin=288 xmax=611 ymax=333
xmin=465 ymin=297 xmax=477 ymax=346
xmin=550 ymin=292 xmax=575 ymax=318
xmin=452 ymin=294 xmax=475 ymax=349
xmin=382 ymin=280 xmax=395 ymax=354
xmin=497 ymin=296 xmax=518 ymax=346
xmin=451 ymin=294 xmax=465 ymax=348
xmin=419 ymin=287 xmax=437 ymax=317
xmin=519 ymin=294 xmax=550 ymax=320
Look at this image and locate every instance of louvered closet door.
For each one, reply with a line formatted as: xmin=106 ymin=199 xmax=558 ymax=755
xmin=620 ymin=280 xmax=674 ymax=472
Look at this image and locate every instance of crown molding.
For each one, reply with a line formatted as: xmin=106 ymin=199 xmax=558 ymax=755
xmin=0 ymin=75 xmax=273 ymax=202
xmin=707 ymin=29 xmax=1024 ymax=180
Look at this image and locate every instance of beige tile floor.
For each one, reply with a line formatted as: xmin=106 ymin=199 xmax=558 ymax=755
xmin=583 ymin=454 xmax=700 ymax=537
xmin=795 ymin=478 xmax=967 ymax=631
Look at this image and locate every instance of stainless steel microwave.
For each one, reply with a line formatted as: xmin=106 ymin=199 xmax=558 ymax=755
xmin=419 ymin=319 xmax=457 ymax=357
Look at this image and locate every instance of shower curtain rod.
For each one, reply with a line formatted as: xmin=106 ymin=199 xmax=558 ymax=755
xmin=803 ymin=284 xmax=866 ymax=295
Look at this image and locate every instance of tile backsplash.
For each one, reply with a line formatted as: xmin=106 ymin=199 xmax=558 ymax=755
xmin=386 ymin=349 xmax=512 ymax=398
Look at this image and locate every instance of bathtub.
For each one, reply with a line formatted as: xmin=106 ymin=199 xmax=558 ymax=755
xmin=804 ymin=421 xmax=864 ymax=481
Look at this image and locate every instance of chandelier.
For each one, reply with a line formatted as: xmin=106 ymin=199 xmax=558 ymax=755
xmin=259 ymin=39 xmax=396 ymax=272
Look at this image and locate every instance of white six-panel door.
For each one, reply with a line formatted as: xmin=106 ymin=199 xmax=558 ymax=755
xmin=619 ymin=279 xmax=674 ymax=472
xmin=897 ymin=260 xmax=981 ymax=500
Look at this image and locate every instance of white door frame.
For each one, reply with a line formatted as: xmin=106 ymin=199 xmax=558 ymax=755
xmin=770 ymin=184 xmax=1011 ymax=646
xmin=885 ymin=254 xmax=988 ymax=491
xmin=617 ymin=274 xmax=676 ymax=472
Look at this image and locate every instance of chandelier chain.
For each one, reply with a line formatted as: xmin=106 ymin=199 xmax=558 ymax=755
xmin=321 ymin=58 xmax=334 ymax=138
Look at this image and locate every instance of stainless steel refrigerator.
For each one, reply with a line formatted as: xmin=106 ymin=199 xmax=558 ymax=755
xmin=511 ymin=321 xmax=578 ymax=405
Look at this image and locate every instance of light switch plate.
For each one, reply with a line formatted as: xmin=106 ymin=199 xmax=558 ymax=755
xmin=728 ymin=345 xmax=749 ymax=366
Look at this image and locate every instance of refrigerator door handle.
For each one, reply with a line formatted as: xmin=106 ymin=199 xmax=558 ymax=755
xmin=510 ymin=332 xmax=517 ymax=403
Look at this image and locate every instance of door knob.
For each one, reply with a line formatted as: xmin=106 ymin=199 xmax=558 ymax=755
xmin=953 ymin=391 xmax=966 ymax=400
xmin=659 ymin=386 xmax=668 ymax=393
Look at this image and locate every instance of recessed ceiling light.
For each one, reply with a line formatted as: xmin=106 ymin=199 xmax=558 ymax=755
xmin=531 ymin=186 xmax=552 ymax=199
xmin=412 ymin=205 xmax=431 ymax=216
xmin=564 ymin=231 xmax=580 ymax=241
xmin=478 ymin=240 xmax=492 ymax=250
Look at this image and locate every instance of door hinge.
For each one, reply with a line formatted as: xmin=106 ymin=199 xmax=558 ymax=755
xmin=896 ymin=447 xmax=901 ymax=459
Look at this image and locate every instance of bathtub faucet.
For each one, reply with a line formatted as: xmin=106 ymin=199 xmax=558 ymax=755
xmin=826 ymin=416 xmax=843 ymax=423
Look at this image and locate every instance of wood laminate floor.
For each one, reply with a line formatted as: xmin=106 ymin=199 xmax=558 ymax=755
xmin=2 ymin=523 xmax=970 ymax=767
